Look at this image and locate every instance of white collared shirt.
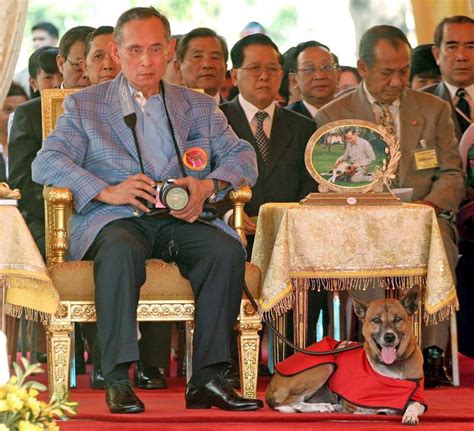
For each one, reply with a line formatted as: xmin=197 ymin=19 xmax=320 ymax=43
xmin=238 ymin=94 xmax=275 ymax=138
xmin=443 ymin=81 xmax=474 ymax=121
xmin=302 ymin=99 xmax=318 ymax=119
xmin=363 ymin=81 xmax=401 ymax=135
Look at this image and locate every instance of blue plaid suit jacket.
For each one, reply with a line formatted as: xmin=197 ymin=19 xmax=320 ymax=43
xmin=32 ymin=74 xmax=257 ymax=260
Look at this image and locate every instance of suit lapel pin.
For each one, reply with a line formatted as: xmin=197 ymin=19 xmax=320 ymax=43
xmin=410 ymin=120 xmax=418 ymax=126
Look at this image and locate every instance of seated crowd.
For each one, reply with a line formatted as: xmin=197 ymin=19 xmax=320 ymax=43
xmin=2 ymin=6 xmax=473 ymax=414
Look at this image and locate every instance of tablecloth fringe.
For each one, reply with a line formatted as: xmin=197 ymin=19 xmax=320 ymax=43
xmin=304 ymin=275 xmax=427 ymax=292
xmin=260 ymin=291 xmax=295 ymax=320
xmin=4 ymin=303 xmax=51 ymax=324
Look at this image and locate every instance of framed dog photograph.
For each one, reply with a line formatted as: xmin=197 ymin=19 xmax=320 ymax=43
xmin=305 ymin=120 xmax=399 ymax=193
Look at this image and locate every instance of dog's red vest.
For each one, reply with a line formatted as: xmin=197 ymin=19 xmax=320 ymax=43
xmin=275 ymin=337 xmax=427 ymax=411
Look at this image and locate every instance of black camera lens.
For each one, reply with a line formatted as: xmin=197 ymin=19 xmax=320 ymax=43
xmin=160 ymin=183 xmax=189 ymax=211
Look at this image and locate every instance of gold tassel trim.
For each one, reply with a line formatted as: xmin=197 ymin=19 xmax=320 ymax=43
xmin=4 ymin=303 xmax=51 ymax=324
xmin=1 ymin=275 xmax=59 ymax=316
xmin=304 ymin=275 xmax=427 ymax=292
xmin=424 ymin=303 xmax=458 ymax=325
xmin=259 ymin=290 xmax=295 ymax=320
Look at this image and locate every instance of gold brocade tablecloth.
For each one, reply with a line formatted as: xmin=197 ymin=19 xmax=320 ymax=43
xmin=0 ymin=205 xmax=59 ymax=321
xmin=251 ymin=202 xmax=457 ymax=324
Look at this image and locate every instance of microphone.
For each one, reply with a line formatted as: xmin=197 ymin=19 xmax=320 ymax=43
xmin=123 ymin=113 xmax=158 ymax=213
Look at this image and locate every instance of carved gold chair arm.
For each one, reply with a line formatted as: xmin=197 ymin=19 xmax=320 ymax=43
xmin=43 ymin=185 xmax=252 ymax=266
xmin=43 ymin=186 xmax=73 ymax=268
xmin=229 ymin=185 xmax=252 ymax=248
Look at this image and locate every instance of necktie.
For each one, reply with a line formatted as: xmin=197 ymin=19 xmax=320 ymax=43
xmin=254 ymin=111 xmax=269 ymax=163
xmin=456 ymin=88 xmax=471 ymax=133
xmin=377 ymin=102 xmax=397 ymax=138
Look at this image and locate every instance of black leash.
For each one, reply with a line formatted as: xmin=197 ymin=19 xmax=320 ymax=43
xmin=242 ymin=280 xmax=362 ymax=356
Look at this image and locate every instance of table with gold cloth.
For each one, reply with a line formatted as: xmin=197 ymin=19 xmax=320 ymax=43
xmin=0 ymin=205 xmax=58 ymax=327
xmin=251 ymin=202 xmax=458 ymax=348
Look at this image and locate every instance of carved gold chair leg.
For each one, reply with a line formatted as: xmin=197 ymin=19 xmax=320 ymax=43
xmin=185 ymin=321 xmax=194 ymax=383
xmin=46 ymin=318 xmax=73 ymax=398
xmin=237 ymin=299 xmax=262 ymax=399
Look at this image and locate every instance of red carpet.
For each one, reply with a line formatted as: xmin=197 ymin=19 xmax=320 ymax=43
xmin=46 ymin=355 xmax=474 ymax=430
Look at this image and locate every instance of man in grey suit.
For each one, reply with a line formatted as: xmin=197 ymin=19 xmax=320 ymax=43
xmin=314 ymin=25 xmax=465 ymax=388
xmin=32 ymin=7 xmax=262 ymax=414
xmin=423 ymin=15 xmax=474 ymax=141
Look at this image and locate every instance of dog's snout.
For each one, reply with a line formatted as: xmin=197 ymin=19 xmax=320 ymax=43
xmin=384 ymin=332 xmax=396 ymax=344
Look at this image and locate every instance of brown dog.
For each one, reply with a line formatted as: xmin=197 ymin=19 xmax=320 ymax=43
xmin=265 ymin=287 xmax=427 ymax=425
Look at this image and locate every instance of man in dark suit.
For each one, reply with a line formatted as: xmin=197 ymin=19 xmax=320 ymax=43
xmin=286 ymin=41 xmax=341 ymax=119
xmin=221 ymin=34 xmax=320 ymax=365
xmin=174 ymin=27 xmax=228 ymax=104
xmin=9 ymin=26 xmax=94 ymax=256
xmin=423 ymin=16 xmax=474 ymax=141
xmin=315 ymin=25 xmax=465 ymax=388
xmin=222 ymin=33 xmax=317 ymax=244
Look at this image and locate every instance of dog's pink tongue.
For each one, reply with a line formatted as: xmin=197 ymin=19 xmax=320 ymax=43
xmin=381 ymin=346 xmax=397 ymax=364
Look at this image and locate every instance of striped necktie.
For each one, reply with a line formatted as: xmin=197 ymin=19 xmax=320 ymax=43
xmin=456 ymin=88 xmax=471 ymax=133
xmin=254 ymin=111 xmax=269 ymax=163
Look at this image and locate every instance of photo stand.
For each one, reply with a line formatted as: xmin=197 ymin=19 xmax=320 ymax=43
xmin=301 ymin=119 xmax=402 ymax=206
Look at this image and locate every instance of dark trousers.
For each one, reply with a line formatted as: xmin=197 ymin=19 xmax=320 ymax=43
xmin=84 ymin=216 xmax=245 ymax=376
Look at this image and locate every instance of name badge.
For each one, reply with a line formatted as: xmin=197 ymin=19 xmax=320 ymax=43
xmin=414 ymin=149 xmax=439 ymax=170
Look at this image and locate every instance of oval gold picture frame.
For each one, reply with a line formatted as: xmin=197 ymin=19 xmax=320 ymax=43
xmin=304 ymin=119 xmax=400 ymax=193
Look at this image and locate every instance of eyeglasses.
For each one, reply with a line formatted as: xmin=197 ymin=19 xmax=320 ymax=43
xmin=66 ymin=58 xmax=83 ymax=72
xmin=239 ymin=65 xmax=283 ymax=77
xmin=296 ymin=64 xmax=339 ymax=75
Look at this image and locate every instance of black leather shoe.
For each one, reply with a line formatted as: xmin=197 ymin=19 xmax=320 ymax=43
xmin=75 ymin=356 xmax=86 ymax=375
xmin=35 ymin=352 xmax=47 ymax=364
xmin=105 ymin=380 xmax=145 ymax=414
xmin=222 ymin=364 xmax=240 ymax=388
xmin=185 ymin=375 xmax=263 ymax=411
xmin=133 ymin=362 xmax=168 ymax=389
xmin=423 ymin=346 xmax=454 ymax=388
xmin=90 ymin=366 xmax=105 ymax=390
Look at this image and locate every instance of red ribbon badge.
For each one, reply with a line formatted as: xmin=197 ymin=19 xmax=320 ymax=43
xmin=183 ymin=147 xmax=208 ymax=171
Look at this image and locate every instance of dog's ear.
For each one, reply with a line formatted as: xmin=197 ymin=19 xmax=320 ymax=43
xmin=400 ymin=285 xmax=421 ymax=316
xmin=352 ymin=297 xmax=368 ymax=320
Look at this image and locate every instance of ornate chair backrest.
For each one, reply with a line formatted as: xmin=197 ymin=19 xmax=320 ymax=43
xmin=41 ymin=89 xmax=78 ymax=267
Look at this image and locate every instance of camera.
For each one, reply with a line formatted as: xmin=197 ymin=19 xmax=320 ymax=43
xmin=149 ymin=179 xmax=217 ymax=222
xmin=157 ymin=180 xmax=189 ymax=211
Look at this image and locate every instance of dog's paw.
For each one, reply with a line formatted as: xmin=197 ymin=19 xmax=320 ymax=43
xmin=274 ymin=405 xmax=298 ymax=413
xmin=401 ymin=413 xmax=419 ymax=425
xmin=402 ymin=402 xmax=424 ymax=425
xmin=292 ymin=402 xmax=336 ymax=413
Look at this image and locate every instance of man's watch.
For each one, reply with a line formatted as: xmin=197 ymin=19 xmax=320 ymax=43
xmin=208 ymin=178 xmax=219 ymax=202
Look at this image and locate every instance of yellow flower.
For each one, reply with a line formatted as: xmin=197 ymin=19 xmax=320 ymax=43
xmin=6 ymin=392 xmax=24 ymax=411
xmin=19 ymin=420 xmax=42 ymax=431
xmin=28 ymin=389 xmax=39 ymax=398
xmin=9 ymin=375 xmax=18 ymax=385
xmin=0 ymin=399 xmax=8 ymax=412
xmin=25 ymin=396 xmax=42 ymax=418
xmin=47 ymin=422 xmax=60 ymax=431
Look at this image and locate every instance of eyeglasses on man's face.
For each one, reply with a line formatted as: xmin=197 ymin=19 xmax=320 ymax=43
xmin=239 ymin=65 xmax=283 ymax=77
xmin=66 ymin=58 xmax=83 ymax=72
xmin=296 ymin=64 xmax=339 ymax=75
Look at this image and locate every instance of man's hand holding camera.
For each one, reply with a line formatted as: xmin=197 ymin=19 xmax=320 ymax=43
xmin=171 ymin=177 xmax=222 ymax=223
xmin=95 ymin=173 xmax=157 ymax=214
